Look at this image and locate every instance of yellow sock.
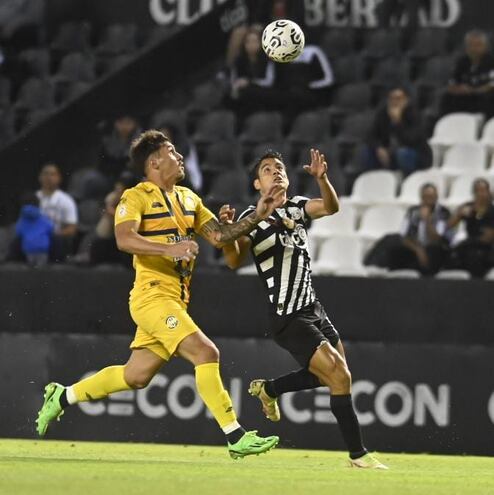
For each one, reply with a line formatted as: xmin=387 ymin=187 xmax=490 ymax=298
xmin=195 ymin=362 xmax=237 ymax=429
xmin=71 ymin=365 xmax=131 ymax=403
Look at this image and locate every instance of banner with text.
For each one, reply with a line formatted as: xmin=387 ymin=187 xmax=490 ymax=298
xmin=1 ymin=333 xmax=493 ymax=455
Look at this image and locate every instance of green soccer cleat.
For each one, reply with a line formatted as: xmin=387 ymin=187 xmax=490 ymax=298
xmin=349 ymin=453 xmax=388 ymax=470
xmin=248 ymin=379 xmax=281 ymax=422
xmin=35 ymin=382 xmax=65 ymax=437
xmin=228 ymin=430 xmax=279 ymax=460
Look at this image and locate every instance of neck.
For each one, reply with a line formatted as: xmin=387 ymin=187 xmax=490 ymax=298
xmin=148 ymin=176 xmax=175 ymax=193
xmin=41 ymin=187 xmax=56 ymax=195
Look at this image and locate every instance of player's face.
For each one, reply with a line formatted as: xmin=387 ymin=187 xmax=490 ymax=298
xmin=39 ymin=165 xmax=61 ymax=191
xmin=255 ymin=158 xmax=289 ymax=194
xmin=154 ymin=142 xmax=185 ymax=183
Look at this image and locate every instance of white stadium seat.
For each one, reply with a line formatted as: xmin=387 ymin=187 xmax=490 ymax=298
xmin=308 ymin=205 xmax=357 ymax=240
xmin=358 ymin=204 xmax=405 ymax=240
xmin=485 ymin=268 xmax=494 ymax=281
xmin=429 ymin=112 xmax=483 ymax=147
xmin=385 ymin=269 xmax=421 ymax=278
xmin=443 ymin=175 xmax=494 ymax=209
xmin=480 ymin=117 xmax=494 ymax=149
xmin=440 ymin=143 xmax=488 ymax=177
xmin=396 ymin=170 xmax=447 ymax=206
xmin=345 ymin=170 xmax=398 ymax=207
xmin=435 ymin=270 xmax=471 ymax=280
xmin=311 ymin=236 xmax=367 ymax=276
xmin=237 ymin=264 xmax=257 ymax=275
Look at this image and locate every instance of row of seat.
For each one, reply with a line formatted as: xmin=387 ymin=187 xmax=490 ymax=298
xmin=238 ymin=235 xmax=494 ymax=279
xmin=320 ymin=28 xmax=461 ymax=61
xmin=344 ymin=169 xmax=494 ymax=209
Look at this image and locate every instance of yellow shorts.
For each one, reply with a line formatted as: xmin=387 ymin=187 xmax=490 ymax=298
xmin=129 ymin=294 xmax=200 ymax=361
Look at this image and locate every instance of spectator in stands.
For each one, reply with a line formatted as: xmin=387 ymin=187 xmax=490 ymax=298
xmin=274 ymin=44 xmax=334 ymax=120
xmin=37 ymin=163 xmax=78 ymax=261
xmin=13 ymin=192 xmax=53 ymax=266
xmin=448 ymin=179 xmax=494 ymax=277
xmin=365 ymin=183 xmax=451 ymax=275
xmin=362 ymin=86 xmax=432 ymax=176
xmin=89 ymin=171 xmax=136 ymax=266
xmin=99 ymin=114 xmax=141 ymax=180
xmin=230 ymin=28 xmax=275 ymax=118
xmin=441 ymin=30 xmax=494 ymax=118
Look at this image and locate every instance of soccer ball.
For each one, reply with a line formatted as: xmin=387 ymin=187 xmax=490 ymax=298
xmin=261 ymin=19 xmax=305 ymax=63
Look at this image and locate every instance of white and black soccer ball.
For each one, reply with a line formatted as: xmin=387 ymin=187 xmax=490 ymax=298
xmin=261 ymin=19 xmax=305 ymax=63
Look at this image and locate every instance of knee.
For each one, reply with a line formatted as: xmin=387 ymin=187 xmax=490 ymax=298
xmin=198 ymin=342 xmax=220 ymax=364
xmin=335 ymin=362 xmax=352 ymax=390
xmin=124 ymin=370 xmax=152 ymax=390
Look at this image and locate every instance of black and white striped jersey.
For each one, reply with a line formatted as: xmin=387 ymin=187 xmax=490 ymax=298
xmin=238 ymin=196 xmax=316 ymax=318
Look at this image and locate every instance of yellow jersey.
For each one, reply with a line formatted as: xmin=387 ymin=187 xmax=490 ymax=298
xmin=114 ymin=181 xmax=215 ymax=304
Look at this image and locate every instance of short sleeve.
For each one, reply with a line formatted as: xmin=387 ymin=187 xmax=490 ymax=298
xmin=114 ymin=188 xmax=145 ymax=226
xmin=193 ymin=193 xmax=216 ymax=232
xmin=62 ymin=194 xmax=78 ymax=225
xmin=290 ymin=195 xmax=310 ymax=223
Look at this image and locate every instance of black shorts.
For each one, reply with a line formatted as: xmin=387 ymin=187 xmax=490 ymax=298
xmin=270 ymin=300 xmax=340 ymax=368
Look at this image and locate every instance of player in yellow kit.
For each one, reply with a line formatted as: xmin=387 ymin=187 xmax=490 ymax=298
xmin=36 ymin=130 xmax=284 ymax=459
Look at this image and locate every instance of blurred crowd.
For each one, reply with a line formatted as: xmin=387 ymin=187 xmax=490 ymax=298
xmin=1 ymin=0 xmax=494 ymax=277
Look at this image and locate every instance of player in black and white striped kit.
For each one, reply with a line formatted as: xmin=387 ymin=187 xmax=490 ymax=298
xmin=220 ymin=149 xmax=387 ymax=469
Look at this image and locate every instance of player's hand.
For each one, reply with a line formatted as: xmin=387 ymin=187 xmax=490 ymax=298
xmin=458 ymin=204 xmax=472 ymax=219
xmin=219 ymin=204 xmax=236 ymax=224
xmin=166 ymin=240 xmax=199 ymax=262
xmin=255 ymin=184 xmax=286 ymax=220
xmin=303 ymin=148 xmax=328 ymax=179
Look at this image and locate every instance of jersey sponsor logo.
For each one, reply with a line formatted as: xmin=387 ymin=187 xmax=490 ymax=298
xmin=279 ymin=224 xmax=308 ymax=250
xmin=151 ymin=202 xmax=164 ymax=208
xmin=166 ymin=315 xmax=179 ymax=329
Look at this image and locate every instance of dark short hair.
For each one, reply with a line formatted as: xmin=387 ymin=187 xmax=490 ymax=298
xmin=472 ymin=178 xmax=490 ymax=193
xmin=40 ymin=162 xmax=61 ymax=174
xmin=420 ymin=182 xmax=437 ymax=194
xmin=129 ymin=130 xmax=170 ymax=176
xmin=250 ymin=150 xmax=285 ymax=181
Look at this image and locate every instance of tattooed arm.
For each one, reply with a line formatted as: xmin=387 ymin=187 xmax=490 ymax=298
xmin=200 ymin=185 xmax=285 ymax=248
xmin=199 ymin=214 xmax=259 ymax=248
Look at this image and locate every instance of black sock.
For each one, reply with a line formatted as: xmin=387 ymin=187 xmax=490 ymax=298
xmin=59 ymin=389 xmax=69 ymax=409
xmin=226 ymin=426 xmax=246 ymax=444
xmin=330 ymin=394 xmax=367 ymax=459
xmin=265 ymin=368 xmax=321 ymax=398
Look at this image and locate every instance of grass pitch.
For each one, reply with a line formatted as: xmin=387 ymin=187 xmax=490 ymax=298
xmin=1 ymin=439 xmax=493 ymax=495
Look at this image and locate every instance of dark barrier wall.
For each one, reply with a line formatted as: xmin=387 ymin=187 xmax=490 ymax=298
xmin=1 ymin=267 xmax=494 ymax=344
xmin=1 ymin=333 xmax=493 ymax=455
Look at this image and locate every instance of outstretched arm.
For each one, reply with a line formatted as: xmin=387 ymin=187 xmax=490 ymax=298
xmin=200 ymin=185 xmax=285 ymax=248
xmin=303 ymin=149 xmax=340 ymax=219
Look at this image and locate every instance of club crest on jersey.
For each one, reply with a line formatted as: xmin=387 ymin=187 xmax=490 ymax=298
xmin=287 ymin=207 xmax=302 ymax=221
xmin=165 ymin=315 xmax=179 ymax=329
xmin=184 ymin=196 xmax=196 ymax=210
